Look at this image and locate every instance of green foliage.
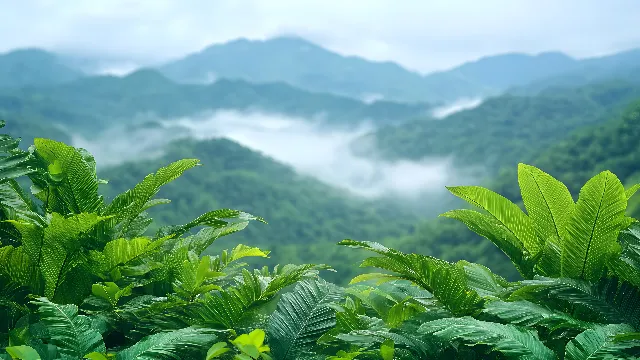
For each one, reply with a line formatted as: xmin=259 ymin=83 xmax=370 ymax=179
xmin=2 ymin=123 xmax=640 ymax=359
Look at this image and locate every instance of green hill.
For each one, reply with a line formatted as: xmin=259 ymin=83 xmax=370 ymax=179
xmin=358 ymin=80 xmax=640 ymax=172
xmin=0 ymin=48 xmax=83 ymax=88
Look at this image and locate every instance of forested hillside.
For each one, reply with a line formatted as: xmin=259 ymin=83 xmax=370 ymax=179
xmin=491 ymin=100 xmax=640 ymax=214
xmin=360 ymin=80 xmax=640 ymax=171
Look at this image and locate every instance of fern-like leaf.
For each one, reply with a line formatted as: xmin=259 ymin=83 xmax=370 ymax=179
xmin=115 ymin=327 xmax=219 ymax=360
xmin=445 ymin=185 xmax=542 ymax=257
xmin=565 ymin=324 xmax=640 ymax=360
xmin=31 ymin=297 xmax=105 ymax=358
xmin=340 ymin=240 xmax=484 ymax=316
xmin=419 ymin=316 xmax=555 ymax=359
xmin=268 ymin=279 xmax=344 ymax=360
xmin=561 ymin=170 xmax=627 ymax=281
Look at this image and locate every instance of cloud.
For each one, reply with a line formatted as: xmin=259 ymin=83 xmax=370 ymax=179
xmin=1 ymin=0 xmax=638 ymax=72
xmin=431 ymin=98 xmax=484 ymax=119
xmin=71 ymin=110 xmax=478 ymax=199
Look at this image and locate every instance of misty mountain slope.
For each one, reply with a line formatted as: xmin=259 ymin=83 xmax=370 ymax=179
xmin=0 ymin=48 xmax=83 ymax=88
xmin=510 ymin=49 xmax=640 ymax=95
xmin=442 ymin=51 xmax=577 ymax=90
xmin=100 ymin=136 xmax=420 ymax=249
xmin=356 ymin=80 xmax=640 ymax=172
xmin=0 ymin=68 xmax=431 ymax=134
xmin=491 ymin=99 xmax=640 ymax=215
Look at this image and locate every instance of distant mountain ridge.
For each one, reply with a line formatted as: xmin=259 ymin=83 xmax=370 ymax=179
xmin=1 ymin=36 xmax=640 ymax=106
xmin=157 ymin=35 xmax=640 ymax=103
xmin=0 ymin=48 xmax=83 ymax=88
xmin=0 ymin=67 xmax=432 ymax=138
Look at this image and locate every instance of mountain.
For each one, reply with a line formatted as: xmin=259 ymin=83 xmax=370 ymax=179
xmin=158 ymin=36 xmax=467 ymax=103
xmin=355 ymin=80 xmax=640 ymax=173
xmin=0 ymin=68 xmax=431 ymax=135
xmin=448 ymin=51 xmax=577 ymax=89
xmin=510 ymin=49 xmax=640 ymax=95
xmin=0 ymin=48 xmax=83 ymax=88
xmin=157 ymin=35 xmax=640 ymax=103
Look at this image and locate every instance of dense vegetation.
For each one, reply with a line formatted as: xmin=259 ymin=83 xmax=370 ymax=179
xmin=359 ymin=80 xmax=640 ymax=171
xmin=2 ymin=122 xmax=640 ymax=359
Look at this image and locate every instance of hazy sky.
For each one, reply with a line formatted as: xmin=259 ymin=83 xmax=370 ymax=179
xmin=2 ymin=0 xmax=639 ymax=72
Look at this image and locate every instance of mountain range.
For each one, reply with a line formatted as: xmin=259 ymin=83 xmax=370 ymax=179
xmin=3 ymin=36 xmax=640 ymax=104
xmin=156 ymin=36 xmax=640 ymax=103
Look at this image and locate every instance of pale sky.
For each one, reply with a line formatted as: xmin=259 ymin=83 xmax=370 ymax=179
xmin=1 ymin=0 xmax=639 ymax=73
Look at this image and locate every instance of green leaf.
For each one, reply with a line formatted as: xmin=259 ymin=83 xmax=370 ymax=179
xmin=206 ymin=342 xmax=230 ymax=359
xmin=31 ymin=297 xmax=105 ymax=359
xmin=4 ymin=345 xmax=41 ymax=360
xmin=419 ymin=317 xmax=555 ymax=359
xmin=625 ymin=183 xmax=640 ymax=201
xmin=340 ymin=239 xmax=484 ymax=316
xmin=115 ymin=327 xmax=219 ymax=360
xmin=103 ymin=158 xmax=200 ymax=237
xmin=40 ymin=213 xmax=107 ymax=299
xmin=565 ymin=324 xmax=639 ymax=360
xmin=267 ymin=279 xmax=344 ymax=360
xmin=445 ymin=185 xmax=541 ymax=257
xmin=34 ymin=138 xmax=103 ymax=214
xmin=518 ymin=163 xmax=574 ymax=253
xmin=561 ymin=171 xmax=627 ymax=281
xmin=380 ymin=339 xmax=394 ymax=360
xmin=440 ymin=209 xmax=531 ymax=277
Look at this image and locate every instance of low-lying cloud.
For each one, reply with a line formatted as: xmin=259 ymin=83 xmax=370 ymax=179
xmin=72 ymin=108 xmax=480 ymax=199
xmin=431 ymin=97 xmax=483 ymax=118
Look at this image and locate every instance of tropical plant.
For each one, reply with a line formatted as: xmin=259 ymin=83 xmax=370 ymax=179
xmin=0 ymin=121 xmax=330 ymax=359
xmin=2 ymin=120 xmax=640 ymax=359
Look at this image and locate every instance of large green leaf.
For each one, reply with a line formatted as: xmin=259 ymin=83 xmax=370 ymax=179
xmin=445 ymin=185 xmax=541 ymax=257
xmin=33 ymin=138 xmax=103 ymax=214
xmin=419 ymin=317 xmax=555 ymax=359
xmin=518 ymin=163 xmax=574 ymax=253
xmin=440 ymin=209 xmax=531 ymax=277
xmin=267 ymin=279 xmax=344 ymax=360
xmin=508 ymin=276 xmax=640 ymax=328
xmin=115 ymin=327 xmax=219 ymax=360
xmin=31 ymin=297 xmax=105 ymax=359
xmin=561 ymin=171 xmax=627 ymax=281
xmin=565 ymin=324 xmax=640 ymax=360
xmin=482 ymin=300 xmax=592 ymax=331
xmin=103 ymin=159 xmax=200 ymax=238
